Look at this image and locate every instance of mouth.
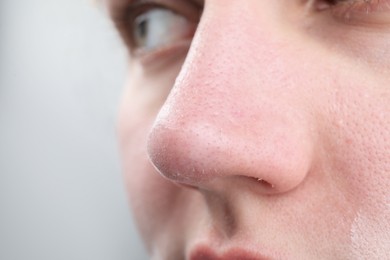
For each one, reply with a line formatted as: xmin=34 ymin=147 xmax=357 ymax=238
xmin=189 ymin=244 xmax=273 ymax=260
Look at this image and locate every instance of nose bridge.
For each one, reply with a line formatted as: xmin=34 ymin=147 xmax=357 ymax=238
xmin=165 ymin=1 xmax=289 ymax=123
xmin=147 ymin=2 xmax=313 ymax=193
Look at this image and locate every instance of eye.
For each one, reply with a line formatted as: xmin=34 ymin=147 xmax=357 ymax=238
xmin=110 ymin=1 xmax=202 ymax=66
xmin=316 ymin=0 xmax=390 ymax=22
xmin=130 ymin=7 xmax=196 ymax=53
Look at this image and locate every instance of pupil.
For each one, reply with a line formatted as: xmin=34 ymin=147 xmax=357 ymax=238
xmin=137 ymin=19 xmax=148 ymax=39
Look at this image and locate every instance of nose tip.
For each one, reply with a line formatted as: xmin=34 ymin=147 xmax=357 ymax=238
xmin=147 ymin=120 xmax=222 ymax=186
xmin=147 ymin=109 xmax=313 ymax=194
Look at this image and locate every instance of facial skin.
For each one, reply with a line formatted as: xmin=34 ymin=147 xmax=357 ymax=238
xmin=108 ymin=0 xmax=390 ymax=259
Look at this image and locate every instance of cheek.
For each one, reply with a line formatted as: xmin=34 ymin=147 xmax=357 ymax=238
xmin=330 ymin=82 xmax=390 ymax=199
xmin=117 ymin=89 xmax=168 ymax=240
xmin=349 ymin=208 xmax=390 ymax=258
xmin=323 ymin=72 xmax=390 ymax=254
xmin=345 ymin=118 xmax=390 ymax=257
xmin=117 ymin=76 xmax=188 ymax=249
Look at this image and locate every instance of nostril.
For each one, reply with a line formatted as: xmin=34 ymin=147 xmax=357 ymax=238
xmin=254 ymin=178 xmax=275 ymax=189
xmin=179 ymin=183 xmax=200 ymax=190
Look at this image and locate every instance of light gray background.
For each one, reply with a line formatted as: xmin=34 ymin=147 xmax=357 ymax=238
xmin=0 ymin=0 xmax=148 ymax=259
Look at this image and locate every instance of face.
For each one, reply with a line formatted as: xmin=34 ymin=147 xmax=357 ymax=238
xmin=108 ymin=0 xmax=390 ymax=259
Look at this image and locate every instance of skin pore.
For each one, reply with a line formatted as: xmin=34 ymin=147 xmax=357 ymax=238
xmin=107 ymin=0 xmax=390 ymax=259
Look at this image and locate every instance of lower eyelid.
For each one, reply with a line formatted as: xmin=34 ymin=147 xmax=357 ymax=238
xmin=135 ymin=39 xmax=192 ymax=69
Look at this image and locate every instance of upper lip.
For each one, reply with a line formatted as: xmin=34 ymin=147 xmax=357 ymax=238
xmin=189 ymin=244 xmax=273 ymax=260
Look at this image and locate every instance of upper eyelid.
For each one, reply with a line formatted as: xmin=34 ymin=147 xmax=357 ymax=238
xmin=109 ymin=0 xmax=201 ymax=22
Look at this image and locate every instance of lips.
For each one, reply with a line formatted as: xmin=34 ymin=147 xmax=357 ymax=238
xmin=189 ymin=245 xmax=272 ymax=260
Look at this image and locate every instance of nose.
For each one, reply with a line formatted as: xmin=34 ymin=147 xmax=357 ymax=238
xmin=147 ymin=2 xmax=315 ymax=194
